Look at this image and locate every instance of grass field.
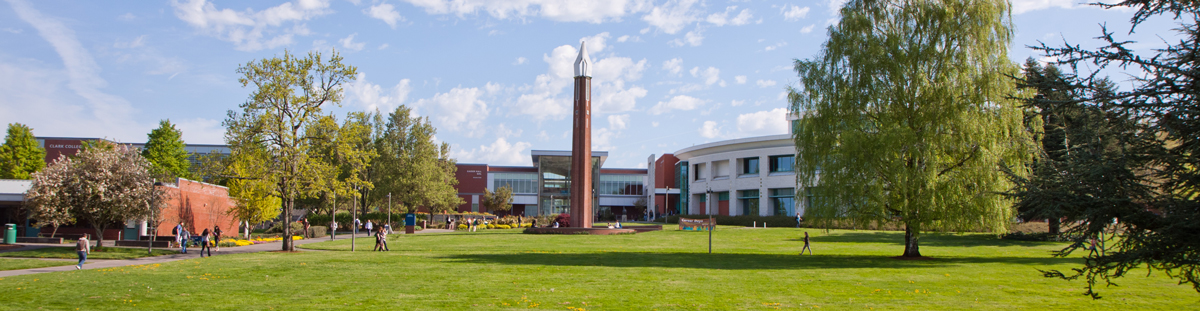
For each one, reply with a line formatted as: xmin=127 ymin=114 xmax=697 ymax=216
xmin=0 ymin=246 xmax=178 ymax=260
xmin=0 ymin=227 xmax=1194 ymax=310
xmin=0 ymin=258 xmax=75 ymax=271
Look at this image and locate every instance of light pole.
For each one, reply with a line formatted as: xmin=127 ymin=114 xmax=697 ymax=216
xmin=387 ymin=192 xmax=392 ymax=233
xmin=707 ymin=187 xmax=713 ymax=254
xmin=351 ymin=186 xmax=357 ymax=252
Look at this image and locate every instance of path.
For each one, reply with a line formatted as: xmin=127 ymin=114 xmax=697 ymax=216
xmin=0 ymin=229 xmax=454 ymax=277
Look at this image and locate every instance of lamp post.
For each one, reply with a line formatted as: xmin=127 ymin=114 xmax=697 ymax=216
xmin=707 ymin=187 xmax=713 ymax=254
xmin=387 ymin=192 xmax=392 ymax=233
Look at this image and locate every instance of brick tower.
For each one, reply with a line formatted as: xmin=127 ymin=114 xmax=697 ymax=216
xmin=570 ymin=41 xmax=594 ymax=229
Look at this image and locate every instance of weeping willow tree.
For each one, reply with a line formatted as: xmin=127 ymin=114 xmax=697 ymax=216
xmin=789 ymin=0 xmax=1035 ymax=257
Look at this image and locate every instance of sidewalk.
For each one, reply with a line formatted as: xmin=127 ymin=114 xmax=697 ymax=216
xmin=0 ymin=230 xmax=448 ymax=277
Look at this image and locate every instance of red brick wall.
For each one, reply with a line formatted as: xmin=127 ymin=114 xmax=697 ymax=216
xmin=42 ymin=138 xmax=91 ymax=164
xmin=155 ymin=178 xmax=238 ymax=235
xmin=654 ymin=154 xmax=679 ymax=188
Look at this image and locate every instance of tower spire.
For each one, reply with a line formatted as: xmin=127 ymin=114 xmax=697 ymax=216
xmin=574 ymin=41 xmax=592 ymax=77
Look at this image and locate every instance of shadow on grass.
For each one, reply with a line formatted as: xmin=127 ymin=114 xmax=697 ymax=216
xmin=443 ymin=252 xmax=1078 ymax=270
xmin=798 ymin=232 xmax=1060 ymax=247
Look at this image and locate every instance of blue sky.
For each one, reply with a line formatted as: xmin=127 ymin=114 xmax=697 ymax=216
xmin=0 ymin=0 xmax=1177 ymax=168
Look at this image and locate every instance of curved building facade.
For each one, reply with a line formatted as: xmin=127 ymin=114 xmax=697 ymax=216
xmin=668 ymin=134 xmax=802 ymax=217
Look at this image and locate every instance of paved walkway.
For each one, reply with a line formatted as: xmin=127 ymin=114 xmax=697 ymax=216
xmin=0 ymin=229 xmax=453 ymax=277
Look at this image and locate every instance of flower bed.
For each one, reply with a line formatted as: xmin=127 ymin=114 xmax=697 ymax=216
xmin=218 ymin=236 xmax=303 ymax=248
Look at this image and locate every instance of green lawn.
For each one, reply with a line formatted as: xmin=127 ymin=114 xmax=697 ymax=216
xmin=0 ymin=227 xmax=1194 ymax=310
xmin=0 ymin=246 xmax=178 ymax=260
xmin=0 ymin=258 xmax=75 ymax=271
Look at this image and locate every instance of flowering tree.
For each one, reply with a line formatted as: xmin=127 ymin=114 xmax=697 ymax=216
xmin=25 ymin=141 xmax=161 ymax=247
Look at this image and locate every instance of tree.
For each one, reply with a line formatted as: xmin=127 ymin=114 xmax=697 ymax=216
xmin=22 ymin=157 xmax=74 ymax=238
xmin=25 ymin=140 xmax=161 ymax=247
xmin=0 ymin=123 xmax=46 ymax=179
xmin=224 ymin=49 xmax=357 ymax=251
xmin=789 ymin=0 xmax=1034 ymax=257
xmin=481 ymin=186 xmax=514 ymax=214
xmin=372 ymin=105 xmax=464 ymax=215
xmin=225 ymin=143 xmax=281 ymax=239
xmin=142 ymin=120 xmax=192 ymax=180
xmin=1027 ymin=0 xmax=1200 ymax=297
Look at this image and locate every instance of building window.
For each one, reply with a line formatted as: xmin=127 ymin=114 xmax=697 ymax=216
xmin=713 ymin=160 xmax=731 ymax=179
xmin=741 ymin=157 xmax=760 ymax=176
xmin=769 ymin=188 xmax=795 ymax=216
xmin=694 ymin=163 xmax=707 ymax=181
xmin=739 ymin=189 xmax=759 ymax=216
xmin=769 ymin=155 xmax=794 ymax=173
xmin=493 ymin=172 xmax=538 ymax=194
xmin=598 ymin=174 xmax=645 ymax=195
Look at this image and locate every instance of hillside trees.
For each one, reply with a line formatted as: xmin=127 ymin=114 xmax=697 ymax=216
xmin=790 ymin=0 xmax=1034 ymax=257
xmin=0 ymin=123 xmax=45 ymax=179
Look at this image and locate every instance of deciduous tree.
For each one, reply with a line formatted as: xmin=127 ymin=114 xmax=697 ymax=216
xmin=789 ymin=0 xmax=1034 ymax=257
xmin=224 ymin=50 xmax=356 ymax=251
xmin=25 ymin=141 xmax=161 ymax=247
xmin=372 ymin=105 xmax=464 ymax=216
xmin=481 ymin=186 xmax=514 ymax=213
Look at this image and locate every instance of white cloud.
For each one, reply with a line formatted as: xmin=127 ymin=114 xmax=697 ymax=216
xmin=1011 ymin=0 xmax=1076 ymax=14
xmin=339 ymin=33 xmax=365 ymax=51
xmin=616 ymin=35 xmax=630 ymax=42
xmin=651 ymin=121 xmax=659 ymax=127
xmin=800 ymin=24 xmax=815 ymax=34
xmin=690 ymin=66 xmax=720 ymax=85
xmin=118 ymin=13 xmax=136 ymax=21
xmin=512 ymin=35 xmax=648 ymax=119
xmin=756 ymin=79 xmax=777 ymax=88
xmin=450 ymin=138 xmax=531 ymax=166
xmin=781 ymin=4 xmax=810 ymax=21
xmin=736 ymin=108 xmax=790 ymax=136
xmin=608 ymin=114 xmax=629 ymax=130
xmin=706 ymin=6 xmax=753 ymax=26
xmin=649 ymin=95 xmax=703 ymax=114
xmin=365 ymin=2 xmax=404 ymax=28
xmin=494 ymin=123 xmax=523 ymax=138
xmin=581 ymin=32 xmax=611 ymax=53
xmin=669 ymin=27 xmax=704 ymax=47
xmin=641 ymin=0 xmax=699 ymax=34
xmin=378 ymin=43 xmax=389 ymax=50
xmin=662 ymin=57 xmax=683 ymax=77
xmin=171 ymin=0 xmax=331 ymax=51
xmin=699 ymin=120 xmax=720 ymax=138
xmin=514 ymin=57 xmax=527 ymax=65
xmin=413 ymin=87 xmax=489 ymax=137
xmin=404 ymin=0 xmax=650 ymax=23
xmin=343 ymin=73 xmax=411 ymax=112
xmin=735 ymin=75 xmax=746 ymax=84
xmin=731 ymin=99 xmax=745 ymax=106
xmin=174 ymin=117 xmax=226 ymax=144
xmin=3 ymin=0 xmax=144 ymax=141
xmin=537 ymin=130 xmax=550 ymax=141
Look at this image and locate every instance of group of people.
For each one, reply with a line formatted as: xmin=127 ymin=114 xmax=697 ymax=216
xmin=173 ymin=223 xmax=222 ymax=258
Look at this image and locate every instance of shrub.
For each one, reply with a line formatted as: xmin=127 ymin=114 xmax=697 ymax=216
xmin=304 ymin=226 xmax=328 ymax=238
xmin=457 ymin=224 xmax=468 ymax=230
xmin=496 ymin=225 xmax=511 ymax=229
xmin=486 ymin=224 xmax=495 ymax=229
xmin=266 ymin=221 xmax=305 ymax=234
xmin=554 ymin=213 xmax=571 ymax=227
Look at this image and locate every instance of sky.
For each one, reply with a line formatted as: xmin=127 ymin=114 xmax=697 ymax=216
xmin=0 ymin=0 xmax=1181 ymax=169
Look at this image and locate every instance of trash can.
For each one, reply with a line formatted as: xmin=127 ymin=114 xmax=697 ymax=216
xmin=4 ymin=224 xmax=16 ymax=244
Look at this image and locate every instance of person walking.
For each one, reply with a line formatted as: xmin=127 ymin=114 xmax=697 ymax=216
xmin=180 ymin=227 xmax=191 ymax=254
xmin=173 ymin=222 xmax=184 ymax=249
xmin=75 ymin=233 xmax=90 ymax=270
xmin=373 ymin=227 xmax=382 ymax=251
xmin=199 ymin=228 xmax=213 ymax=257
xmin=795 ymin=213 xmax=803 ymax=228
xmin=365 ymin=220 xmax=373 ymax=236
xmin=213 ymin=226 xmax=223 ymax=252
xmin=353 ymin=218 xmax=361 ymax=236
xmin=379 ymin=227 xmax=389 ymax=251
xmin=800 ymin=231 xmax=812 ymax=255
xmin=302 ymin=218 xmax=311 ymax=238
